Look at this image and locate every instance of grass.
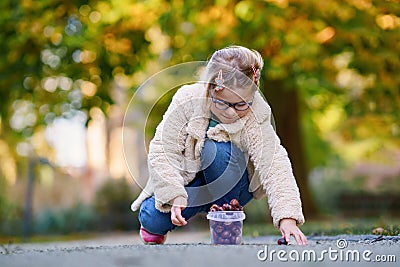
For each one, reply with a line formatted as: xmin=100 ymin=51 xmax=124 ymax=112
xmin=0 ymin=232 xmax=97 ymax=245
xmin=242 ymin=217 xmax=400 ymax=237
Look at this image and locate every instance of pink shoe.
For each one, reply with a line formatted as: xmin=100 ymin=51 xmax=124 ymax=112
xmin=140 ymin=227 xmax=167 ymax=245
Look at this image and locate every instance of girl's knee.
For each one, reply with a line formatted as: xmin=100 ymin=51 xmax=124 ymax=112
xmin=138 ymin=197 xmax=174 ymax=235
xmin=138 ymin=199 xmax=154 ymax=230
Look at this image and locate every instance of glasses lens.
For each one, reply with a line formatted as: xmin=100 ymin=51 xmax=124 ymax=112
xmin=215 ymin=101 xmax=229 ymax=110
xmin=234 ymin=103 xmax=249 ymax=111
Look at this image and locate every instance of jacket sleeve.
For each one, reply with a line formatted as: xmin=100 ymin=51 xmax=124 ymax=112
xmin=246 ymin=119 xmax=305 ymax=228
xmin=147 ymin=88 xmax=190 ymax=212
xmin=265 ymin=126 xmax=305 ymax=228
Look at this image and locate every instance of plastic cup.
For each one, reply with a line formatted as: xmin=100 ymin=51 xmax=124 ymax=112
xmin=206 ymin=211 xmax=246 ymax=245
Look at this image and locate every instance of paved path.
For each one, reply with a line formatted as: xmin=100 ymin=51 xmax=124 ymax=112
xmin=1 ymin=232 xmax=399 ymax=267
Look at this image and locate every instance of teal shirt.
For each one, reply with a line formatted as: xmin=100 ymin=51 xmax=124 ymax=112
xmin=207 ymin=112 xmax=220 ymax=130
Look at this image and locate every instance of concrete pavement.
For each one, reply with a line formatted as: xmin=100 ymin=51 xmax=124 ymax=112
xmin=1 ymin=231 xmax=399 ymax=267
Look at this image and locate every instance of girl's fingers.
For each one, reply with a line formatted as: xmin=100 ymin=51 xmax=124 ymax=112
xmin=281 ymin=228 xmax=308 ymax=246
xmin=292 ymin=231 xmax=308 ymax=246
xmin=171 ymin=207 xmax=187 ymax=226
xmin=175 ymin=209 xmax=187 ymax=225
xmin=170 ymin=208 xmax=180 ymax=226
xmin=280 ymin=229 xmax=290 ymax=244
xmin=293 ymin=233 xmax=302 ymax=245
xmin=283 ymin=232 xmax=291 ymax=244
xmin=171 ymin=214 xmax=182 ymax=226
xmin=300 ymin=232 xmax=308 ymax=245
xmin=294 ymin=230 xmax=307 ymax=245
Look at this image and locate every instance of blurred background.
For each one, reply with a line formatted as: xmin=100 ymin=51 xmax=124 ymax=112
xmin=0 ymin=0 xmax=399 ymax=243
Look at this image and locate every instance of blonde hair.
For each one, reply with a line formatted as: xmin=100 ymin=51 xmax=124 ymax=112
xmin=203 ymin=45 xmax=264 ymax=93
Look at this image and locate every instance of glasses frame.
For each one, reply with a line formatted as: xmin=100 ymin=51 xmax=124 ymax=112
xmin=210 ymin=92 xmax=254 ymax=111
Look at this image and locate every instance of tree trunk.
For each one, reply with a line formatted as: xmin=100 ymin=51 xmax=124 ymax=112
xmin=262 ymin=80 xmax=318 ymax=218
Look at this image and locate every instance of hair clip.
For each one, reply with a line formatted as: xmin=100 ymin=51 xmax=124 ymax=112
xmin=214 ymin=69 xmax=225 ymax=91
xmin=251 ymin=64 xmax=260 ymax=83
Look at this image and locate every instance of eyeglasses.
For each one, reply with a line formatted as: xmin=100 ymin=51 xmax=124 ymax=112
xmin=210 ymin=93 xmax=254 ymax=111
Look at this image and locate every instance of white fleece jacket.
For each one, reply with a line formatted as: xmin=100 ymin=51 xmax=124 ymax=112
xmin=131 ymin=83 xmax=305 ymax=228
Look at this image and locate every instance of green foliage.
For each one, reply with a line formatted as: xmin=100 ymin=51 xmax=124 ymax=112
xmin=242 ymin=197 xmax=271 ymax=225
xmin=310 ymin=157 xmax=400 ymax=216
xmin=382 ymin=224 xmax=400 ymax=236
xmin=309 ymin=161 xmax=356 ymax=214
xmin=0 ymin=176 xmax=21 ymax=236
xmin=0 ymin=176 xmax=5 ymax=222
xmin=94 ymin=178 xmax=139 ymax=231
xmin=2 ymin=178 xmax=138 ymax=236
xmin=34 ymin=203 xmax=95 ymax=235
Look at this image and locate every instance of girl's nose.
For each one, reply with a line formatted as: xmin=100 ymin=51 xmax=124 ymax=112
xmin=225 ymin=106 xmax=238 ymax=117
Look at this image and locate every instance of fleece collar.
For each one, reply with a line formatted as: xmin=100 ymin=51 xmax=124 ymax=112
xmin=251 ymin=91 xmax=272 ymax=124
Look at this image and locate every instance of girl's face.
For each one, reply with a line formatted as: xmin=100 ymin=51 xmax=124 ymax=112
xmin=209 ymin=88 xmax=255 ymax=124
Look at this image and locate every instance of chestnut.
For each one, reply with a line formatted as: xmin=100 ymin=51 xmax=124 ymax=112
xmin=232 ymin=221 xmax=242 ymax=228
xmin=214 ymin=225 xmax=224 ymax=233
xmin=212 ymin=230 xmax=219 ymax=239
xmin=222 ymin=203 xmax=232 ymax=211
xmin=217 ymin=237 xmax=226 ymax=244
xmin=215 ymin=221 xmax=224 ymax=227
xmin=231 ymin=226 xmax=241 ymax=236
xmin=210 ymin=204 xmax=219 ymax=212
xmin=221 ymin=230 xmax=232 ymax=239
xmin=277 ymin=237 xmax=288 ymax=245
xmin=230 ymin=199 xmax=239 ymax=207
xmin=222 ymin=238 xmax=232 ymax=244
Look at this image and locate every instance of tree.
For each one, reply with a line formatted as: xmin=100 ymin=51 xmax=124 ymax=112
xmin=155 ymin=0 xmax=400 ymax=216
xmin=0 ymin=0 xmax=399 ymax=219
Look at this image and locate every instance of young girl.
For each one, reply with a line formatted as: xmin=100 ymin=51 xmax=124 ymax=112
xmin=131 ymin=45 xmax=308 ymax=245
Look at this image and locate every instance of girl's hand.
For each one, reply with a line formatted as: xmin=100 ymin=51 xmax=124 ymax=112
xmin=279 ymin=218 xmax=308 ymax=245
xmin=171 ymin=196 xmax=188 ymax=226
